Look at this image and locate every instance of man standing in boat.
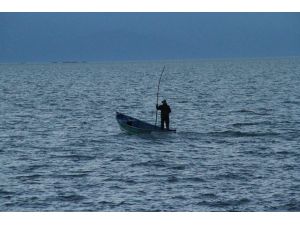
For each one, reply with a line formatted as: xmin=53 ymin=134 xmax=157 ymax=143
xmin=156 ymin=99 xmax=171 ymax=130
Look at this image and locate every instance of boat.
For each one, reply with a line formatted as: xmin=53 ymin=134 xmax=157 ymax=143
xmin=116 ymin=112 xmax=176 ymax=134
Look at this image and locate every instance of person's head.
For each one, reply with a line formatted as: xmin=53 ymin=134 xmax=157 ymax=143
xmin=162 ymin=99 xmax=167 ymax=105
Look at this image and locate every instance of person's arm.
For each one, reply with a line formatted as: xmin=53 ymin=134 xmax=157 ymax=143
xmin=156 ymin=104 xmax=162 ymax=110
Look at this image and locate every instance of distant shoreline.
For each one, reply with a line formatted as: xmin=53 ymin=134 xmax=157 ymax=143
xmin=0 ymin=56 xmax=300 ymax=65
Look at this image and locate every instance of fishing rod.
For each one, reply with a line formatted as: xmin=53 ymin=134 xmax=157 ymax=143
xmin=155 ymin=66 xmax=166 ymax=127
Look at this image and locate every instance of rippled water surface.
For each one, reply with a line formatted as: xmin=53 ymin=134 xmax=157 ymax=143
xmin=1 ymin=58 xmax=300 ymax=211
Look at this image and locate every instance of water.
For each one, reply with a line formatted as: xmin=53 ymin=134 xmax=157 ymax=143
xmin=0 ymin=58 xmax=300 ymax=211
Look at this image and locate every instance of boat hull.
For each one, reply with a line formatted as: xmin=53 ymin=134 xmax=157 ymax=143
xmin=116 ymin=112 xmax=176 ymax=134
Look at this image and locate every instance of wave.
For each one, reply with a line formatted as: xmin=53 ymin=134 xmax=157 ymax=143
xmin=104 ymin=177 xmax=138 ymax=185
xmin=197 ymin=198 xmax=251 ymax=208
xmin=53 ymin=173 xmax=90 ymax=179
xmin=23 ymin=164 xmax=49 ymax=172
xmin=270 ymin=199 xmax=300 ymax=211
xmin=172 ymin=195 xmax=187 ymax=200
xmin=50 ymin=154 xmax=96 ymax=161
xmin=283 ymin=100 xmax=300 ymax=105
xmin=98 ymin=200 xmax=126 ymax=208
xmin=214 ymin=172 xmax=247 ymax=181
xmin=0 ymin=190 xmax=15 ymax=197
xmin=110 ymin=156 xmax=126 ymax=162
xmin=167 ymin=176 xmax=179 ymax=183
xmin=130 ymin=159 xmax=167 ymax=168
xmin=201 ymin=193 xmax=217 ymax=198
xmin=171 ymin=164 xmax=186 ymax=170
xmin=57 ymin=194 xmax=86 ymax=202
xmin=179 ymin=130 xmax=279 ymax=140
xmin=15 ymin=174 xmax=42 ymax=181
xmin=232 ymin=121 xmax=272 ymax=127
xmin=209 ymin=130 xmax=279 ymax=138
xmin=234 ymin=109 xmax=271 ymax=116
xmin=182 ymin=177 xmax=206 ymax=183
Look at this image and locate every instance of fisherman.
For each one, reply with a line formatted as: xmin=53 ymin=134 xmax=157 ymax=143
xmin=156 ymin=99 xmax=171 ymax=130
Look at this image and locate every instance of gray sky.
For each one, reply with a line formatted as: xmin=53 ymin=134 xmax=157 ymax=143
xmin=0 ymin=13 xmax=299 ymax=62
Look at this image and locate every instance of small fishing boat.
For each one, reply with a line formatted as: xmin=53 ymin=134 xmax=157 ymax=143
xmin=116 ymin=112 xmax=176 ymax=134
xmin=116 ymin=66 xmax=176 ymax=134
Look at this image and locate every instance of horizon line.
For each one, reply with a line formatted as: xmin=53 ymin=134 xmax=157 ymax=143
xmin=1 ymin=55 xmax=300 ymax=65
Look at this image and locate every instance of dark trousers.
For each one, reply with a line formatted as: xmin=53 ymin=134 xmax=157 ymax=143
xmin=161 ymin=117 xmax=169 ymax=130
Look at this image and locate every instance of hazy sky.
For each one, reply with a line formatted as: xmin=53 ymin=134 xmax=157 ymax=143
xmin=0 ymin=13 xmax=299 ymax=62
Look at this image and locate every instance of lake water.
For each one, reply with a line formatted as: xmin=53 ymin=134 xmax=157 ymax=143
xmin=0 ymin=58 xmax=300 ymax=211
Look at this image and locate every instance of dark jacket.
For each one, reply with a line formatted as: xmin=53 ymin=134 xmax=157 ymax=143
xmin=156 ymin=103 xmax=171 ymax=119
